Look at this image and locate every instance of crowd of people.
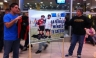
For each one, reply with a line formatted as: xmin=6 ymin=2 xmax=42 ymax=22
xmin=0 ymin=2 xmax=96 ymax=58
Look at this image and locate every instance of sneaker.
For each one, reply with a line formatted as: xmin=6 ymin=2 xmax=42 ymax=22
xmin=47 ymin=41 xmax=50 ymax=44
xmin=77 ymin=55 xmax=81 ymax=58
xmin=27 ymin=44 xmax=33 ymax=48
xmin=48 ymin=36 xmax=51 ymax=38
xmin=93 ymin=42 xmax=95 ymax=46
xmin=44 ymin=45 xmax=48 ymax=50
xmin=45 ymin=36 xmax=48 ymax=38
xmin=65 ymin=54 xmax=72 ymax=57
xmin=22 ymin=47 xmax=27 ymax=51
xmin=35 ymin=50 xmax=42 ymax=54
xmin=20 ymin=45 xmax=24 ymax=50
xmin=41 ymin=34 xmax=45 ymax=38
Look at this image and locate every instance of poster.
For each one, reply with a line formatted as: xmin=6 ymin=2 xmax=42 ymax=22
xmin=29 ymin=10 xmax=66 ymax=44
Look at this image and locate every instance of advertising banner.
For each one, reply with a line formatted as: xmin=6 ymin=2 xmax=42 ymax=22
xmin=29 ymin=10 xmax=66 ymax=44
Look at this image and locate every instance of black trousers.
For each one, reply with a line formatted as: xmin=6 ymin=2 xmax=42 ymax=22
xmin=24 ymin=33 xmax=29 ymax=47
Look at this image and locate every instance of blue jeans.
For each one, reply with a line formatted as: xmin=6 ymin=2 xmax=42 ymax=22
xmin=38 ymin=42 xmax=47 ymax=51
xmin=3 ymin=39 xmax=20 ymax=58
xmin=68 ymin=34 xmax=85 ymax=55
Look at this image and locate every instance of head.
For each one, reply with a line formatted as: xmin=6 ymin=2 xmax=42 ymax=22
xmin=17 ymin=8 xmax=21 ymax=15
xmin=90 ymin=9 xmax=94 ymax=12
xmin=41 ymin=15 xmax=45 ymax=19
xmin=76 ymin=8 xmax=83 ymax=16
xmin=5 ymin=8 xmax=10 ymax=14
xmin=48 ymin=14 xmax=51 ymax=19
xmin=24 ymin=12 xmax=28 ymax=17
xmin=10 ymin=3 xmax=19 ymax=14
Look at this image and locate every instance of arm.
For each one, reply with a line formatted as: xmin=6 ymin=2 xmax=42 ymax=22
xmin=5 ymin=19 xmax=17 ymax=28
xmin=85 ymin=28 xmax=91 ymax=35
xmin=4 ymin=15 xmax=21 ymax=28
xmin=66 ymin=17 xmax=74 ymax=26
xmin=92 ymin=28 xmax=95 ymax=34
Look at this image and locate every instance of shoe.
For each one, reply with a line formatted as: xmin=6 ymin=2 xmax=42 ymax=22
xmin=44 ymin=45 xmax=48 ymax=50
xmin=20 ymin=45 xmax=24 ymax=50
xmin=27 ymin=44 xmax=33 ymax=48
xmin=48 ymin=36 xmax=51 ymax=38
xmin=93 ymin=42 xmax=95 ymax=46
xmin=47 ymin=41 xmax=50 ymax=44
xmin=45 ymin=36 xmax=48 ymax=38
xmin=77 ymin=55 xmax=81 ymax=58
xmin=22 ymin=47 xmax=27 ymax=51
xmin=20 ymin=47 xmax=24 ymax=51
xmin=31 ymin=44 xmax=33 ymax=47
xmin=65 ymin=54 xmax=72 ymax=57
xmin=35 ymin=50 xmax=42 ymax=54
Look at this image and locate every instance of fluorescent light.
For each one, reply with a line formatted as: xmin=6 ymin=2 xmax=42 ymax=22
xmin=40 ymin=2 xmax=43 ymax=4
xmin=35 ymin=3 xmax=37 ymax=5
xmin=83 ymin=0 xmax=86 ymax=1
xmin=0 ymin=2 xmax=3 ymax=5
xmin=77 ymin=3 xmax=80 ymax=4
xmin=87 ymin=3 xmax=90 ymax=5
xmin=4 ymin=0 xmax=7 ymax=2
xmin=27 ymin=3 xmax=29 ymax=4
xmin=50 ymin=2 xmax=52 ymax=4
xmin=30 ymin=8 xmax=32 ymax=9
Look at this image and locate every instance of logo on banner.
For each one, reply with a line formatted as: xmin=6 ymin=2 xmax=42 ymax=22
xmin=51 ymin=13 xmax=65 ymax=17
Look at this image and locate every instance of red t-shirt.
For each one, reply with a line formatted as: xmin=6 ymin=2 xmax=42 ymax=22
xmin=38 ymin=19 xmax=44 ymax=26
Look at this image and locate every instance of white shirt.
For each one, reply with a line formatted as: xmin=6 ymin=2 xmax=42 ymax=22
xmin=45 ymin=18 xmax=52 ymax=29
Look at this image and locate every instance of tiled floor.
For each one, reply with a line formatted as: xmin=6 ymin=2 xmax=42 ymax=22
xmin=0 ymin=42 xmax=96 ymax=58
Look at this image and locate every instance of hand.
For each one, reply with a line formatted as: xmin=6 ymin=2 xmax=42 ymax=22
xmin=15 ymin=16 xmax=22 ymax=21
xmin=90 ymin=34 xmax=94 ymax=36
xmin=64 ymin=19 xmax=66 ymax=22
xmin=84 ymin=28 xmax=87 ymax=30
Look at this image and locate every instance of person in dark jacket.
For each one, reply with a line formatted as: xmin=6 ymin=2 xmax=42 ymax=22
xmin=0 ymin=9 xmax=4 ymax=52
xmin=20 ymin=12 xmax=32 ymax=51
xmin=65 ymin=8 xmax=90 ymax=58
xmin=0 ymin=8 xmax=10 ymax=52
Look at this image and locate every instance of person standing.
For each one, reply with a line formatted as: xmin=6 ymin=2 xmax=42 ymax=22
xmin=3 ymin=3 xmax=22 ymax=58
xmin=65 ymin=8 xmax=90 ymax=58
xmin=21 ymin=12 xmax=30 ymax=51
xmin=0 ymin=9 xmax=4 ymax=52
xmin=45 ymin=14 xmax=52 ymax=38
xmin=0 ymin=8 xmax=10 ymax=52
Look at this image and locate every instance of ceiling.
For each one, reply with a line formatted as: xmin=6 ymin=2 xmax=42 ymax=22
xmin=0 ymin=0 xmax=96 ymax=9
xmin=24 ymin=0 xmax=70 ymax=5
xmin=24 ymin=0 xmax=96 ymax=6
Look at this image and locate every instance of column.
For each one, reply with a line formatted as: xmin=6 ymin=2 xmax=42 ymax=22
xmin=69 ymin=0 xmax=73 ymax=36
xmin=19 ymin=0 xmax=24 ymax=10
